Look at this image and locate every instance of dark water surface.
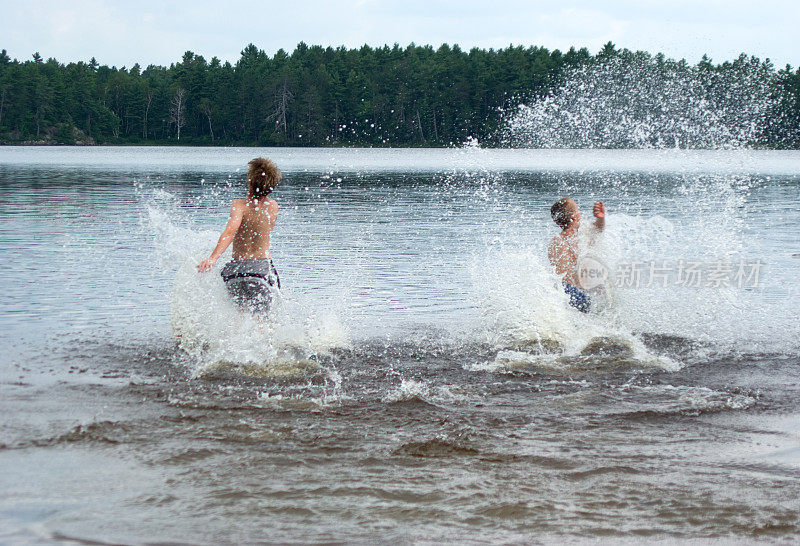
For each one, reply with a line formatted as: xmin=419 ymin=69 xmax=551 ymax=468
xmin=1 ymin=147 xmax=799 ymax=543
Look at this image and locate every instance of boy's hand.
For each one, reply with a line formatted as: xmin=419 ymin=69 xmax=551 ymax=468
xmin=197 ymin=257 xmax=216 ymax=273
xmin=593 ymin=201 xmax=605 ymax=218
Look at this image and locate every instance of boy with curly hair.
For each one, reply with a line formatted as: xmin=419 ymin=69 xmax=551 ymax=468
xmin=548 ymin=197 xmax=605 ymax=312
xmin=197 ymin=157 xmax=282 ymax=313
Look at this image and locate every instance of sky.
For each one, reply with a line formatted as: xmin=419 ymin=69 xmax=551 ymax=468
xmin=1 ymin=0 xmax=798 ymax=69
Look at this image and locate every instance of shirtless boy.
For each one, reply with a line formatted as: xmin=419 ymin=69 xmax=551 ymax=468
xmin=197 ymin=157 xmax=281 ymax=312
xmin=547 ymin=198 xmax=605 ymax=312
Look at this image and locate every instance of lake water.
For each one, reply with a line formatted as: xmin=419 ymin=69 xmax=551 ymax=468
xmin=1 ymin=146 xmax=799 ymax=543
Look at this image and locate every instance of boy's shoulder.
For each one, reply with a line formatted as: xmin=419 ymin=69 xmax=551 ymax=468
xmin=260 ymin=197 xmax=279 ymax=212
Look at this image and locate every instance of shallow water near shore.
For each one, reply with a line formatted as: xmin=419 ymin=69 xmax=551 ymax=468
xmin=1 ymin=146 xmax=799 ymax=543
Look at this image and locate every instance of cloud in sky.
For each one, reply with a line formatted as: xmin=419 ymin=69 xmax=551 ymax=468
xmin=1 ymin=0 xmax=798 ymax=68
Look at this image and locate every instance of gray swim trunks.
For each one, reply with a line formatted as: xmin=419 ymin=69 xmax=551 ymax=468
xmin=220 ymin=259 xmax=280 ymax=313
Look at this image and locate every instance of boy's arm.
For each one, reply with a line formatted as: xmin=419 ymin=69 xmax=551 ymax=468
xmin=197 ymin=201 xmax=244 ymax=272
xmin=592 ymin=201 xmax=605 ymax=232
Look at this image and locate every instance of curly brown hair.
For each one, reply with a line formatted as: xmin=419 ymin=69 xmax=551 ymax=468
xmin=247 ymin=157 xmax=282 ymax=198
xmin=550 ymin=197 xmax=576 ymax=229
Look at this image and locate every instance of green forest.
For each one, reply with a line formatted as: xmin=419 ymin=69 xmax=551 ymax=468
xmin=0 ymin=41 xmax=798 ymax=147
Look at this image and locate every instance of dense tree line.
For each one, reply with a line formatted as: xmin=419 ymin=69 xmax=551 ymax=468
xmin=0 ymin=42 xmax=798 ymax=147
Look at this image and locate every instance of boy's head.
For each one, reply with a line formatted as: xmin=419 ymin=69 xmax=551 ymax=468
xmin=247 ymin=157 xmax=282 ymax=198
xmin=551 ymin=197 xmax=579 ymax=229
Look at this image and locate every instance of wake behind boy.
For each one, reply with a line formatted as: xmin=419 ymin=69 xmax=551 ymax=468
xmin=548 ymin=197 xmax=605 ymax=312
xmin=197 ymin=157 xmax=281 ymax=313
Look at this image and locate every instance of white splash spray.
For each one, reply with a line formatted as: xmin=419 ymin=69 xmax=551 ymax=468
xmin=142 ymin=189 xmax=348 ymax=377
xmin=501 ymin=55 xmax=777 ymax=149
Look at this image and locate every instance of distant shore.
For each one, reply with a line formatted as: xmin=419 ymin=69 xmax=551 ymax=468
xmin=1 ymin=42 xmax=798 ymax=150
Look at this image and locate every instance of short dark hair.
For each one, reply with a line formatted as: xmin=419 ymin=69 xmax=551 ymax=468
xmin=247 ymin=157 xmax=282 ymax=198
xmin=551 ymin=198 xmax=574 ymax=228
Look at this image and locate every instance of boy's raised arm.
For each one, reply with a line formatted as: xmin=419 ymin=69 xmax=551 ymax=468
xmin=593 ymin=201 xmax=605 ymax=231
xmin=197 ymin=201 xmax=244 ymax=272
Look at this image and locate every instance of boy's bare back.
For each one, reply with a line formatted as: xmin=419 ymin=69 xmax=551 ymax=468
xmin=547 ymin=198 xmax=605 ymax=288
xmin=548 ymin=231 xmax=580 ymax=286
xmin=231 ymin=198 xmax=279 ymax=260
xmin=197 ymin=157 xmax=283 ymax=273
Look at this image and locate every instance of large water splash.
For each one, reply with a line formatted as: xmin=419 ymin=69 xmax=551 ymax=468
xmin=501 ymin=54 xmax=778 ymax=149
xmin=140 ymin=186 xmax=348 ymax=377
